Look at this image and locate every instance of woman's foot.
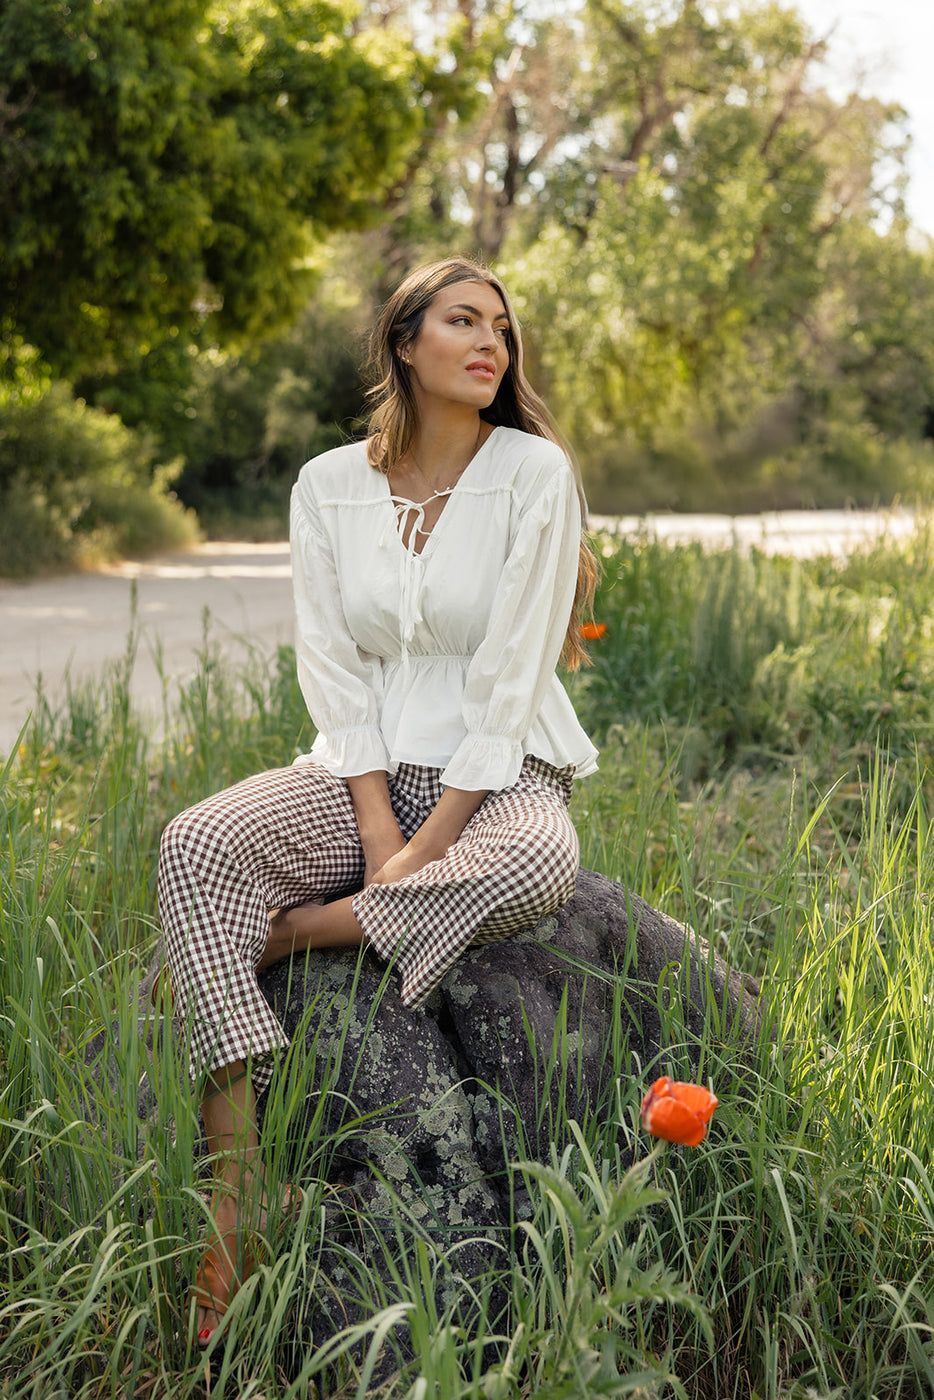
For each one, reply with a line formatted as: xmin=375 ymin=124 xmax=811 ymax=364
xmin=191 ymin=1195 xmax=248 ymax=1348
xmin=190 ymin=1184 xmax=304 ymax=1347
xmin=261 ymin=897 xmax=366 ymax=972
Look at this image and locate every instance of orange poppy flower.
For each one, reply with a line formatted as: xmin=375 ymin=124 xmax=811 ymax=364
xmin=640 ymin=1077 xmax=718 ymax=1147
xmin=581 ymin=622 xmax=607 ymax=640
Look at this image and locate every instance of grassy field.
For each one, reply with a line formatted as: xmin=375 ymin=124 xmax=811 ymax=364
xmin=2 ymin=531 xmax=934 ymax=1398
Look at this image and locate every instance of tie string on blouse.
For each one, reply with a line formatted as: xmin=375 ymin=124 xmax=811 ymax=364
xmin=385 ymin=489 xmax=454 ymax=669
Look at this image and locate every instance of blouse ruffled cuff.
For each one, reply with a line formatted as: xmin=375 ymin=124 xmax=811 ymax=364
xmin=440 ymin=733 xmax=524 ymax=793
xmin=308 ymin=725 xmax=393 ymax=778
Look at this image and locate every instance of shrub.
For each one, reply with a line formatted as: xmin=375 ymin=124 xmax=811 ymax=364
xmin=156 ymin=285 xmax=371 ymax=525
xmin=0 ymin=377 xmax=198 ymax=577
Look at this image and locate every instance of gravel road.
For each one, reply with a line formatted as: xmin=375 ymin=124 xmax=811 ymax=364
xmin=0 ymin=509 xmax=920 ymax=756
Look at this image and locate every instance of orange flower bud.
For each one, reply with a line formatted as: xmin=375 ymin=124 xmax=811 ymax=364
xmin=581 ymin=622 xmax=607 ymax=640
xmin=640 ymin=1077 xmax=718 ymax=1147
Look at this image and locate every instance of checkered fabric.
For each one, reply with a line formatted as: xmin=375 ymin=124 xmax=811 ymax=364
xmin=157 ymin=755 xmax=578 ymax=1089
xmin=353 ymin=757 xmax=578 ymax=1007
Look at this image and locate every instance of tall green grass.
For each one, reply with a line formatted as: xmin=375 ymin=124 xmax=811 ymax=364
xmin=2 ymin=533 xmax=934 ymax=1396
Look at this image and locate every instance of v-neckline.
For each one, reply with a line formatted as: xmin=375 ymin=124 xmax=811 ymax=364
xmin=386 ymin=426 xmax=498 ymax=558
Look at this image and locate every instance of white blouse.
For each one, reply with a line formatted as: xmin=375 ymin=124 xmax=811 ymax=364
xmin=290 ymin=425 xmax=598 ymax=792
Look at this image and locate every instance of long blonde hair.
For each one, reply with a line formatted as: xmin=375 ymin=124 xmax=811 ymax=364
xmin=365 ymin=258 xmax=598 ymax=670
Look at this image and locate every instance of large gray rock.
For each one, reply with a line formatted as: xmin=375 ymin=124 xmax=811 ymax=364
xmin=249 ymin=867 xmax=760 ymax=1357
xmin=117 ymin=868 xmax=758 ymax=1369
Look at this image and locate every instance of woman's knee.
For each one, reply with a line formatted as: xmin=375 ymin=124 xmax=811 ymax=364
xmin=159 ymin=810 xmax=188 ymax=866
xmin=159 ymin=802 xmax=223 ymax=871
xmin=505 ymin=815 xmax=579 ymax=906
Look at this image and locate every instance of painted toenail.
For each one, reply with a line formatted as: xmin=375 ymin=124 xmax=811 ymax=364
xmin=199 ymin=1327 xmax=212 ymax=1342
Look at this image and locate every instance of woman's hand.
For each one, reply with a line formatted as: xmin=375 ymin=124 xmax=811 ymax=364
xmin=370 ymin=786 xmax=491 ymax=886
xmin=347 ymin=772 xmax=489 ymax=888
xmin=361 ymin=827 xmax=408 ymax=886
xmin=368 ymin=842 xmax=432 ymax=887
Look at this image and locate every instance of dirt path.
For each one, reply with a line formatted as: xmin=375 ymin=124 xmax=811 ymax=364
xmin=0 ymin=542 xmax=295 ymax=754
xmin=0 ymin=509 xmax=920 ymax=755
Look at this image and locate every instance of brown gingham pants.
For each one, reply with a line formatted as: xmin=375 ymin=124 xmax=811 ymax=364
xmin=157 ymin=755 xmax=578 ymax=1090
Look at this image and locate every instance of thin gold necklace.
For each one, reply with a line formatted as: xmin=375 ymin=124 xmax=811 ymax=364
xmin=403 ymin=422 xmax=484 ymax=498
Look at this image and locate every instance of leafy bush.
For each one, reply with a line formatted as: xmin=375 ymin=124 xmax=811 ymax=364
xmin=0 ymin=376 xmax=198 ymax=577
xmin=130 ymin=276 xmax=373 ymax=529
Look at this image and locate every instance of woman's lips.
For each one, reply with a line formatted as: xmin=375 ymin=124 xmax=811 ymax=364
xmin=466 ymin=362 xmax=496 ymax=380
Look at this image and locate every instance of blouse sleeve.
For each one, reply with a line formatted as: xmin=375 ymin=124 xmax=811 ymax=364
xmin=441 ymin=461 xmax=581 ymax=791
xmin=290 ymin=473 xmax=391 ymax=776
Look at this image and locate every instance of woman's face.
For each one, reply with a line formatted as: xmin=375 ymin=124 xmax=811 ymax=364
xmin=404 ymin=280 xmax=510 ymax=414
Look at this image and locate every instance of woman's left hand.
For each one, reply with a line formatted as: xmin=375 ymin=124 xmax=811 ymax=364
xmin=368 ymin=843 xmax=434 ymax=886
xmin=369 ymin=786 xmax=489 ymax=886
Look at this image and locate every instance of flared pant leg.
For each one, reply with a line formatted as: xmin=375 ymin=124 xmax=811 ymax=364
xmin=354 ymin=757 xmax=579 ymax=1009
xmin=157 ymin=762 xmax=368 ymax=1090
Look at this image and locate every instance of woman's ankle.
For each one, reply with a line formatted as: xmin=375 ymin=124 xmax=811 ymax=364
xmin=207 ymin=1169 xmax=264 ymax=1225
xmin=259 ymin=910 xmax=295 ymax=970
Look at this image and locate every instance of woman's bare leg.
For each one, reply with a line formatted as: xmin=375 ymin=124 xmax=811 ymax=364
xmin=259 ymin=895 xmax=364 ymax=972
xmin=189 ymin=897 xmax=367 ymax=1340
xmin=193 ymin=902 xmax=355 ymax=1343
xmin=193 ymin=1061 xmax=260 ymax=1342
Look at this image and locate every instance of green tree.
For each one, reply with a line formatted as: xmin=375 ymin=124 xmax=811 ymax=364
xmin=0 ymin=0 xmax=425 ymax=378
xmin=496 ymin=0 xmax=927 ymax=508
xmin=169 ymin=272 xmax=372 ymax=527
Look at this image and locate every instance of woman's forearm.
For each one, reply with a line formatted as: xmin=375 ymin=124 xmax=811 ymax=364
xmin=408 ymin=785 xmax=488 ymax=862
xmin=346 ymin=771 xmax=406 ymax=879
xmin=346 ymin=770 xmax=398 ymax=840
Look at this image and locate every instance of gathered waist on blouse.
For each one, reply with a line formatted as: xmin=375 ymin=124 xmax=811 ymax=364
xmin=383 ymin=652 xmax=470 ymax=666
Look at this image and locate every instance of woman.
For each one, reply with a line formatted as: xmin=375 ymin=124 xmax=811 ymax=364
xmin=157 ymin=257 xmax=599 ymax=1347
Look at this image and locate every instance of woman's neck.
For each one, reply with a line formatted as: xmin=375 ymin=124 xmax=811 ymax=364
xmin=402 ymin=409 xmax=491 ymax=494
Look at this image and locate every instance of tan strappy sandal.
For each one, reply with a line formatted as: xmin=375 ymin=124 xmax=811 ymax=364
xmin=190 ymin=1186 xmax=305 ymax=1349
xmin=149 ymin=965 xmax=174 ymax=1009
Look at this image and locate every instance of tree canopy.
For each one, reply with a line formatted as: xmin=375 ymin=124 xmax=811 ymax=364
xmin=0 ymin=0 xmax=427 ymax=375
xmin=1 ymin=0 xmax=932 ymax=529
xmin=373 ymin=0 xmax=932 ymax=507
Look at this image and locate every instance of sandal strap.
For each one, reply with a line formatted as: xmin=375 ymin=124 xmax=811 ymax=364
xmin=150 ymin=966 xmax=175 ymax=1009
xmin=191 ymin=1250 xmax=236 ymax=1315
xmin=191 ymin=1234 xmax=256 ymax=1313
